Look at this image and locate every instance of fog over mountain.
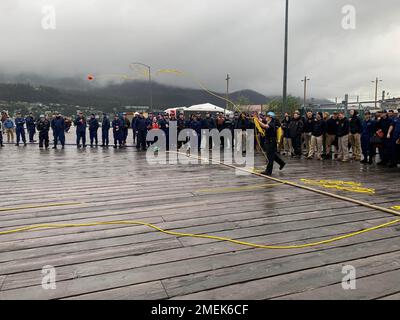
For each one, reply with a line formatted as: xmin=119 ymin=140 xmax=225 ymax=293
xmin=1 ymin=0 xmax=399 ymax=102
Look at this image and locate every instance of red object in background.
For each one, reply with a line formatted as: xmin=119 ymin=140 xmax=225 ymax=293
xmin=87 ymin=74 xmax=94 ymax=81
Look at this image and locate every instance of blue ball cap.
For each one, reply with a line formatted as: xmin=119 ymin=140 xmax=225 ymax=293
xmin=267 ymin=112 xmax=275 ymax=118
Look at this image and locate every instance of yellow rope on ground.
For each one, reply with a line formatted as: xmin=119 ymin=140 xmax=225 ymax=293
xmin=0 ymin=152 xmax=399 ymax=250
xmin=300 ymin=179 xmax=376 ymax=194
xmin=0 ymin=218 xmax=399 ymax=249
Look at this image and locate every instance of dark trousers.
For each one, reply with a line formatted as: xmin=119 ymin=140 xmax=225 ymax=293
xmin=76 ymin=130 xmax=86 ymax=146
xmin=132 ymin=130 xmax=137 ymax=144
xmin=102 ymin=129 xmax=109 ymax=146
xmin=265 ymin=139 xmax=285 ymax=175
xmin=113 ymin=129 xmax=123 ymax=146
xmin=90 ymin=129 xmax=98 ymax=146
xmin=396 ymin=143 xmax=400 ymax=164
xmin=28 ymin=128 xmax=36 ymax=142
xmin=387 ymin=138 xmax=397 ymax=165
xmin=122 ymin=128 xmax=128 ymax=143
xmin=0 ymin=131 xmax=3 ymax=145
xmin=361 ymin=135 xmax=375 ymax=160
xmin=16 ymin=127 xmax=26 ymax=144
xmin=291 ymin=135 xmax=302 ymax=156
xmin=54 ymin=131 xmax=65 ymax=147
xmin=136 ymin=130 xmax=147 ymax=150
xmin=39 ymin=131 xmax=49 ymax=148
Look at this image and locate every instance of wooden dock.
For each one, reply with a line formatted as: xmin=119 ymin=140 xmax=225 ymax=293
xmin=0 ymin=136 xmax=399 ymax=300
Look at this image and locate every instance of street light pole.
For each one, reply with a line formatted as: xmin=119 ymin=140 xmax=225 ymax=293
xmin=301 ymin=76 xmax=310 ymax=109
xmin=282 ymin=0 xmax=289 ymax=115
xmin=131 ymin=62 xmax=152 ymax=110
xmin=371 ymin=77 xmax=382 ymax=109
xmin=225 ymin=74 xmax=230 ymax=114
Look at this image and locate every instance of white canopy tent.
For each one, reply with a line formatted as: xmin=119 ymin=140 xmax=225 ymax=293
xmin=186 ymin=103 xmax=233 ymax=115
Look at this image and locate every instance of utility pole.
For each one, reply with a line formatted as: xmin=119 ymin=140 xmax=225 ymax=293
xmin=382 ymin=90 xmax=386 ymax=109
xmin=343 ymin=94 xmax=349 ymax=117
xmin=371 ymin=77 xmax=382 ymax=109
xmin=301 ymin=76 xmax=310 ymax=109
xmin=225 ymin=74 xmax=230 ymax=114
xmin=282 ymin=0 xmax=289 ymax=115
xmin=149 ymin=66 xmax=153 ymax=111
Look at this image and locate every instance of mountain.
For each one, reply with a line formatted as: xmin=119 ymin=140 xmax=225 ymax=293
xmin=0 ymin=80 xmax=272 ymax=113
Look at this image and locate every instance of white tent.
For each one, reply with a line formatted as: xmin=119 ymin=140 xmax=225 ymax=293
xmin=187 ymin=103 xmax=232 ymax=115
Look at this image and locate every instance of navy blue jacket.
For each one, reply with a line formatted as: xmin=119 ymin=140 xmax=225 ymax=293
xmin=51 ymin=117 xmax=65 ymax=132
xmin=303 ymin=117 xmax=315 ymax=133
xmin=25 ymin=116 xmax=36 ymax=130
xmin=37 ymin=119 xmax=50 ymax=132
xmin=201 ymin=117 xmax=216 ymax=130
xmin=349 ymin=115 xmax=362 ymax=134
xmin=311 ymin=119 xmax=326 ymax=137
xmin=74 ymin=117 xmax=87 ymax=132
xmin=89 ymin=118 xmax=99 ymax=131
xmin=136 ymin=117 xmax=148 ymax=131
xmin=337 ymin=118 xmax=350 ymax=137
xmin=112 ymin=119 xmax=123 ymax=131
xmin=361 ymin=119 xmax=376 ymax=138
xmin=102 ymin=117 xmax=110 ymax=131
xmin=190 ymin=120 xmax=202 ymax=134
xmin=326 ymin=118 xmax=339 ymax=135
xmin=15 ymin=117 xmax=25 ymax=128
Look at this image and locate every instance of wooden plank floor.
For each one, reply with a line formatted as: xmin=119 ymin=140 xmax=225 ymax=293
xmin=0 ymin=132 xmax=399 ymax=300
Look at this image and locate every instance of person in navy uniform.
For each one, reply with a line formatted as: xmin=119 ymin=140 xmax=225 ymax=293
xmin=190 ymin=114 xmax=202 ymax=151
xmin=201 ymin=112 xmax=216 ymax=149
xmin=15 ymin=112 xmax=27 ymax=146
xmin=74 ymin=111 xmax=87 ymax=148
xmin=0 ymin=119 xmax=3 ymax=147
xmin=393 ymin=111 xmax=400 ymax=166
xmin=101 ymin=113 xmax=110 ymax=147
xmin=158 ymin=113 xmax=169 ymax=150
xmin=36 ymin=114 xmax=50 ymax=149
xmin=121 ymin=113 xmax=130 ymax=146
xmin=88 ymin=114 xmax=99 ymax=147
xmin=360 ymin=111 xmax=376 ymax=164
xmin=112 ymin=114 xmax=123 ymax=148
xmin=259 ymin=112 xmax=286 ymax=176
xmin=25 ymin=112 xmax=36 ymax=143
xmin=51 ymin=112 xmax=65 ymax=149
xmin=177 ymin=112 xmax=186 ymax=149
xmin=135 ymin=112 xmax=148 ymax=151
xmin=376 ymin=110 xmax=395 ymax=166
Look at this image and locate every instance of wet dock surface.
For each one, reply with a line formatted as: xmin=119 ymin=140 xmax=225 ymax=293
xmin=0 ymin=131 xmax=399 ymax=300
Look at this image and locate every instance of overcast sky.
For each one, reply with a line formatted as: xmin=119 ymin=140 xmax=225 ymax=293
xmin=1 ymin=0 xmax=399 ymax=101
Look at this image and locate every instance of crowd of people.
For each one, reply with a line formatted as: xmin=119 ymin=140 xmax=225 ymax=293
xmin=1 ymin=108 xmax=399 ymax=174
